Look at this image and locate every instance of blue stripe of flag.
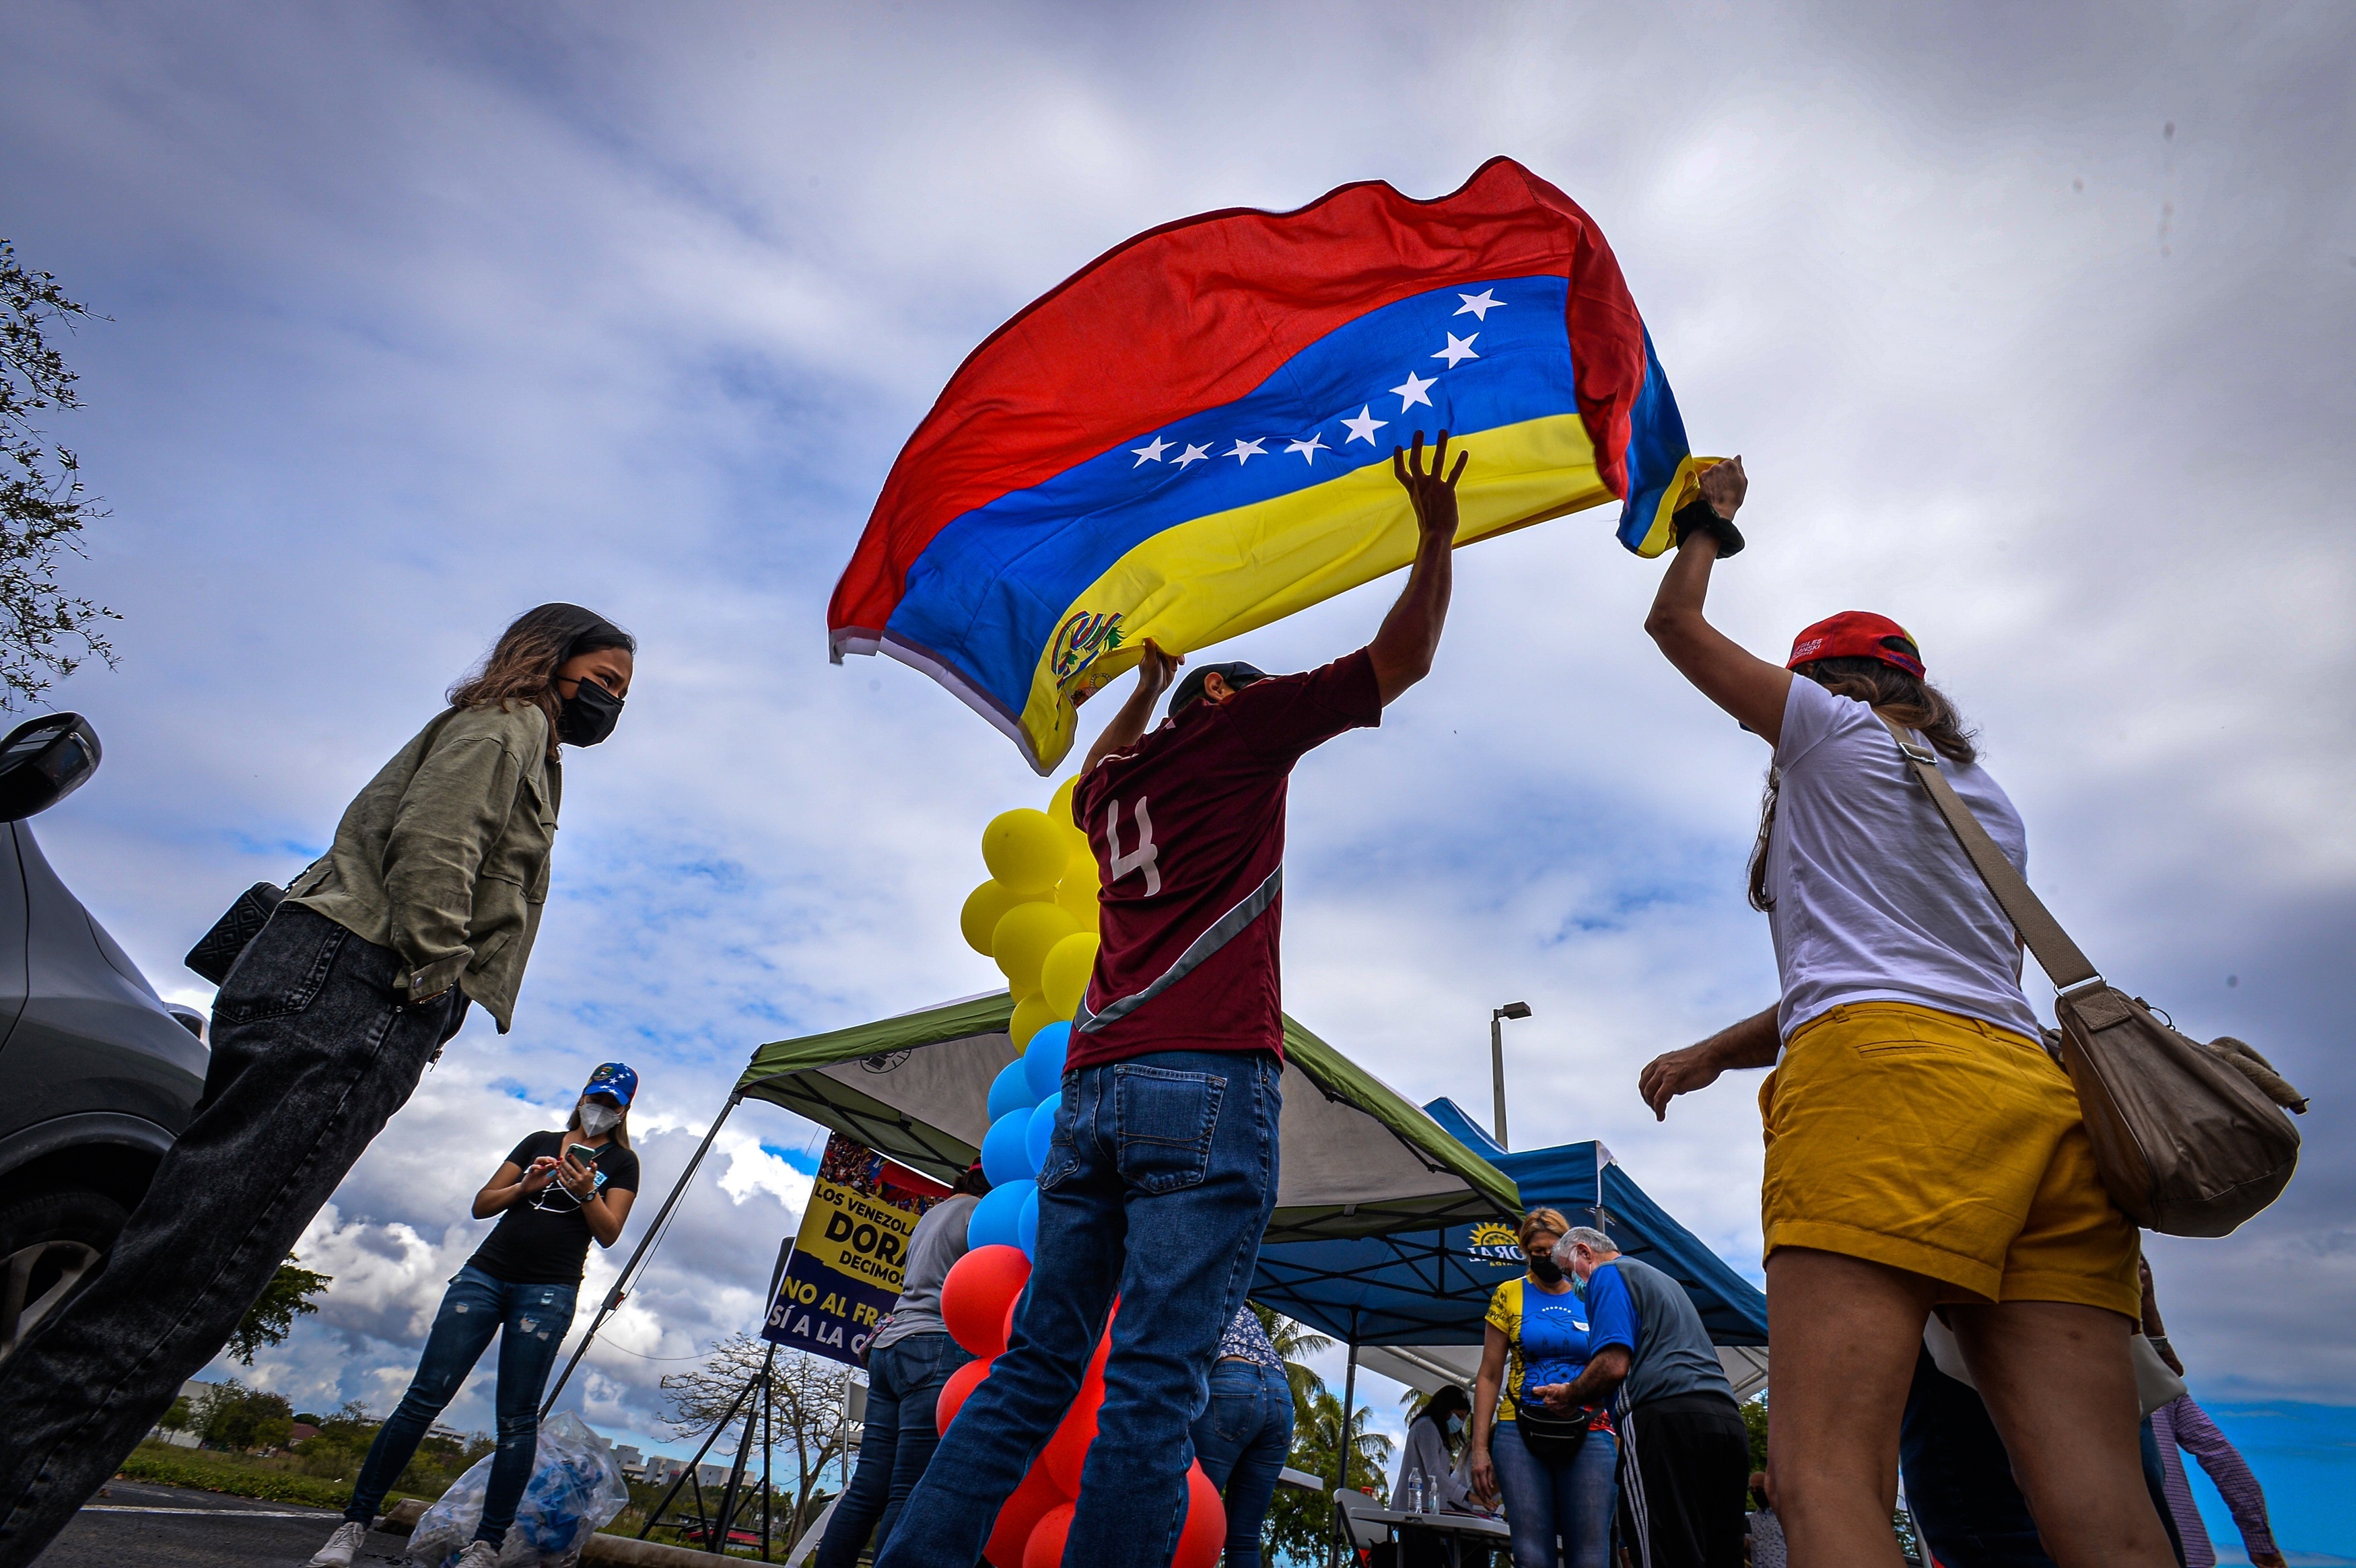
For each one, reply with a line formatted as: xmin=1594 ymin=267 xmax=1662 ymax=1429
xmin=886 ymin=276 xmax=1581 ymax=715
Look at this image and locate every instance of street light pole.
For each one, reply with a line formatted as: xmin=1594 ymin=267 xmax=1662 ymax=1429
xmin=1490 ymin=1001 xmax=1531 ymax=1149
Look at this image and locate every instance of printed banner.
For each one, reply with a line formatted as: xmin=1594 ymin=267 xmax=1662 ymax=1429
xmin=761 ymin=1135 xmax=945 ymax=1365
xmin=828 ymin=155 xmax=1704 ymax=773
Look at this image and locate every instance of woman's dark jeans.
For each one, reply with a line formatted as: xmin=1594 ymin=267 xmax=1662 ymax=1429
xmin=814 ymin=1331 xmax=974 ymax=1568
xmin=1187 ymin=1358 xmax=1294 ymax=1568
xmin=1902 ymin=1347 xmax=2188 ymax=1568
xmin=345 ymin=1266 xmax=578 ymax=1546
xmin=0 ymin=906 xmax=466 ymax=1568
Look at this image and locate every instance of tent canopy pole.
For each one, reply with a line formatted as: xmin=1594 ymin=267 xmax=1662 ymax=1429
xmin=541 ymin=1091 xmax=742 ymax=1417
xmin=1329 ymin=1324 xmax=1360 ymax=1568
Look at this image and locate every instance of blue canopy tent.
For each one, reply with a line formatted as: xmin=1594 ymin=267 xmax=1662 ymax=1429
xmin=1250 ymin=1096 xmax=1770 ymax=1427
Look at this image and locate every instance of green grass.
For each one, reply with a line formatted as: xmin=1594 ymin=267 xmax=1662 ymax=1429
xmin=114 ymin=1444 xmax=427 ymax=1512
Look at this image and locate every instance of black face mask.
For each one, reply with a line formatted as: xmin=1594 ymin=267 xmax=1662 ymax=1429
xmin=1528 ymin=1253 xmax=1564 ymax=1284
xmin=556 ymin=678 xmax=624 ymax=747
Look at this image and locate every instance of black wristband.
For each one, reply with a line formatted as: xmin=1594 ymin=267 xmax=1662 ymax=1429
xmin=1671 ymin=497 xmax=1745 ymax=558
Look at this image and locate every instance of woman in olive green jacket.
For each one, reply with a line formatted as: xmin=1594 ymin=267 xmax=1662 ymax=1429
xmin=0 ymin=604 xmax=635 ymax=1568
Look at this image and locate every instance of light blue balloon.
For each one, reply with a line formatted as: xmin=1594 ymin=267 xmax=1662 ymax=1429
xmin=1024 ymin=1022 xmax=1072 ymax=1101
xmin=969 ymin=1179 xmax=1033 ymax=1252
xmin=986 ymin=1059 xmax=1039 ymax=1122
xmin=1017 ymin=1186 xmax=1040 ymax=1255
xmin=1025 ymin=1092 xmax=1062 ymax=1174
xmin=981 ymin=1108 xmax=1034 ymax=1188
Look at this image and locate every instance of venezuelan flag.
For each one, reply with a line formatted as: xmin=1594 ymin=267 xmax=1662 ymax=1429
xmin=829 ymin=157 xmax=1704 ymax=773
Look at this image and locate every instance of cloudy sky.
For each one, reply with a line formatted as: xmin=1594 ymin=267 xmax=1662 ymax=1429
xmin=7 ymin=0 xmax=2353 ymax=1555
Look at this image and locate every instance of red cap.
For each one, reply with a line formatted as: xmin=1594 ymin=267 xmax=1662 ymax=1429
xmin=1785 ymin=611 xmax=1925 ymax=678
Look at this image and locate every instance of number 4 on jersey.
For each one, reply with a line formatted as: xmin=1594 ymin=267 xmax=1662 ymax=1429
xmin=1104 ymin=797 xmax=1162 ymax=896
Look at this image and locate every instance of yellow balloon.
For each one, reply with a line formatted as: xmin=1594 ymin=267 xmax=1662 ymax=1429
xmin=1055 ymin=863 xmax=1099 ymax=929
xmin=982 ymin=808 xmax=1068 ymax=896
xmin=1040 ymin=932 xmax=1100 ymax=1021
xmin=1010 ymin=991 xmax=1055 ymax=1049
xmin=959 ymin=880 xmax=1037 ymax=957
xmin=992 ymin=900 xmax=1079 ymax=995
xmin=1047 ymin=775 xmax=1081 ymax=830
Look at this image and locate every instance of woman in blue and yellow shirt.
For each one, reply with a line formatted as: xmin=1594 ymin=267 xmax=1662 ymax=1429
xmin=1468 ymin=1208 xmax=1617 ymax=1568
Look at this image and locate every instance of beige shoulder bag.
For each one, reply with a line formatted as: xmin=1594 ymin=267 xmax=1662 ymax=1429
xmin=1876 ymin=716 xmax=2306 ymax=1237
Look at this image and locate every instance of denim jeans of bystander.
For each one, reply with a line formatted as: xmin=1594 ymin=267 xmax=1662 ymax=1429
xmin=0 ymin=906 xmax=467 ymax=1568
xmin=815 ymin=1332 xmax=974 ymax=1568
xmin=344 ymin=1266 xmax=578 ymax=1546
xmin=872 ymin=1049 xmax=1282 ymax=1568
xmin=1489 ymin=1419 xmax=1616 ymax=1568
xmin=1189 ymin=1357 xmax=1295 ymax=1568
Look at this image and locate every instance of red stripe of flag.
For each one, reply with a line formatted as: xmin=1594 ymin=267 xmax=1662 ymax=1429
xmin=829 ymin=157 xmax=1651 ymax=643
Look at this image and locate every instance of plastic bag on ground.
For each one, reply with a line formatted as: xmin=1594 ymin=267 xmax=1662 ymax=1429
xmin=406 ymin=1410 xmax=630 ymax=1567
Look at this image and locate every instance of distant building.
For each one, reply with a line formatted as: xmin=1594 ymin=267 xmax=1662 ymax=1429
xmin=148 ymin=1378 xmax=217 ymax=1450
xmin=615 ymin=1446 xmax=645 ymax=1480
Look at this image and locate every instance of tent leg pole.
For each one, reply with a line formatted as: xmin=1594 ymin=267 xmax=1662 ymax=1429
xmin=541 ymin=1092 xmax=742 ymax=1418
xmin=1329 ymin=1338 xmax=1358 ymax=1568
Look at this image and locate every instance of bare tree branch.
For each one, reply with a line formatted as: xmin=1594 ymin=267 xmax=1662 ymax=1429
xmin=0 ymin=239 xmax=118 ymax=709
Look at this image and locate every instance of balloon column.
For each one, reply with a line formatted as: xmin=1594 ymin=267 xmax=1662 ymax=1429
xmin=934 ymin=779 xmax=1225 ymax=1567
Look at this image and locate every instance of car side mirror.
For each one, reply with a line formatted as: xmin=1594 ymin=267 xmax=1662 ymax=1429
xmin=0 ymin=713 xmax=102 ymax=822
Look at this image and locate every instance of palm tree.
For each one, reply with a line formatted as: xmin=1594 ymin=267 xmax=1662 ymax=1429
xmin=1251 ymin=1302 xmax=1331 ymax=1426
xmin=1265 ymin=1386 xmax=1395 ymax=1565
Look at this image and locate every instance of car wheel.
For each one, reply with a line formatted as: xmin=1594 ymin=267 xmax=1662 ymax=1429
xmin=0 ymin=1190 xmax=127 ymax=1363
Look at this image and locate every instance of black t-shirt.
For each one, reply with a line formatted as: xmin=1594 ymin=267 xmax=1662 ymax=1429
xmin=467 ymin=1130 xmax=641 ymax=1285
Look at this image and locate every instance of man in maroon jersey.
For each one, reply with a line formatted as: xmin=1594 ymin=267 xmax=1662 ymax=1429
xmin=875 ymin=433 xmax=1470 ymax=1568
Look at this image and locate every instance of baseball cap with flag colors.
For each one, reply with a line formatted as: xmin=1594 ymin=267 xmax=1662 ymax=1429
xmin=1785 ymin=611 xmax=1925 ymax=678
xmin=583 ymin=1061 xmax=637 ymax=1108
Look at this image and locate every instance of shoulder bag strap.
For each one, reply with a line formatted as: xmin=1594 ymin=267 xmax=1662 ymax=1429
xmin=1873 ymin=713 xmax=2104 ymax=995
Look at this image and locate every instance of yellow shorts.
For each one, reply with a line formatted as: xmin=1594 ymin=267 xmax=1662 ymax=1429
xmin=1759 ymin=1000 xmax=2141 ymax=1318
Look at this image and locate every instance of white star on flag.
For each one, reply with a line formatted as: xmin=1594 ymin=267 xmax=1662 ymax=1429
xmin=1173 ymin=442 xmax=1212 ymax=468
xmin=1341 ymin=404 xmax=1387 ymax=445
xmin=1432 ymin=332 xmax=1480 ymax=368
xmin=1389 ymin=370 xmax=1436 ymax=411
xmin=1130 ymin=435 xmax=1173 ymax=466
xmin=1227 ymin=437 xmax=1267 ymax=464
xmin=1286 ymin=433 xmax=1329 ymax=464
xmin=1454 ymin=289 xmax=1504 ymax=320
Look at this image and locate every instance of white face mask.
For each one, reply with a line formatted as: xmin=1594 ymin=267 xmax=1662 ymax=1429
xmin=578 ymin=1101 xmax=620 ymax=1137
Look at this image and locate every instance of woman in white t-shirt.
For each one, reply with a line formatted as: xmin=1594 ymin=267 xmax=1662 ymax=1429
xmin=1640 ymin=458 xmax=2167 ymax=1568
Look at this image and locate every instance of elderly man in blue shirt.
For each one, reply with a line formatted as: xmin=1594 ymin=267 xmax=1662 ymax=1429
xmin=1525 ymin=1228 xmax=1752 ymax=1568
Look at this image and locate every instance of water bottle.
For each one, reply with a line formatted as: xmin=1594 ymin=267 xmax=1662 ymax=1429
xmin=1403 ymin=1472 xmax=1424 ymax=1513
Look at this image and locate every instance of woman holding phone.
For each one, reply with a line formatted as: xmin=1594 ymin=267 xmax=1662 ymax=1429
xmin=311 ymin=1063 xmax=642 ymax=1568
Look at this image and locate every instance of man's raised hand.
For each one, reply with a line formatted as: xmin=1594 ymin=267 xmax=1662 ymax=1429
xmin=1392 ymin=429 xmax=1470 ymax=542
xmin=1696 ymin=455 xmax=1746 ymax=520
xmin=1134 ymin=637 xmax=1181 ymax=700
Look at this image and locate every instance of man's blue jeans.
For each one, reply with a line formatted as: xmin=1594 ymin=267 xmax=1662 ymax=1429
xmin=815 ymin=1331 xmax=974 ymax=1568
xmin=874 ymin=1049 xmax=1281 ymax=1568
xmin=1189 ymin=1358 xmax=1294 ymax=1568
xmin=345 ymin=1266 xmax=578 ymax=1545
xmin=1489 ymin=1419 xmax=1616 ymax=1568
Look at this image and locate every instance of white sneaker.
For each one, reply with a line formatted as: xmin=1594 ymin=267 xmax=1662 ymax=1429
xmin=306 ymin=1520 xmax=366 ymax=1567
xmin=452 ymin=1542 xmax=500 ymax=1568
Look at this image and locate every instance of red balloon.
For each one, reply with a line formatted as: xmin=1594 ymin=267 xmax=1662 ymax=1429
xmin=1021 ymin=1502 xmax=1077 ymax=1568
xmin=942 ymin=1245 xmax=1032 ymax=1357
xmin=1002 ymin=1292 xmax=1020 ymax=1351
xmin=1173 ymin=1461 xmax=1226 ymax=1568
xmin=935 ymin=1355 xmax=995 ymax=1431
xmin=1039 ymin=1374 xmax=1103 ymax=1495
xmin=985 ymin=1464 xmax=1067 ymax=1568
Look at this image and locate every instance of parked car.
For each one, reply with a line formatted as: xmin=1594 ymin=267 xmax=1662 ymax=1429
xmin=0 ymin=713 xmax=209 ymax=1363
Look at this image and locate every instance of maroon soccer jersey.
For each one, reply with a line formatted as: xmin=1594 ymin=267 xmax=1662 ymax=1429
xmin=1066 ymin=648 xmax=1382 ymax=1071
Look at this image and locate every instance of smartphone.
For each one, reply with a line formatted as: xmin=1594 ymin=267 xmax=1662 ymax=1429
xmin=566 ymin=1144 xmax=600 ymax=1168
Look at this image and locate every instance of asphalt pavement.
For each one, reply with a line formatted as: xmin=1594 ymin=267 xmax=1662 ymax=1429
xmin=36 ymin=1478 xmax=417 ymax=1567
